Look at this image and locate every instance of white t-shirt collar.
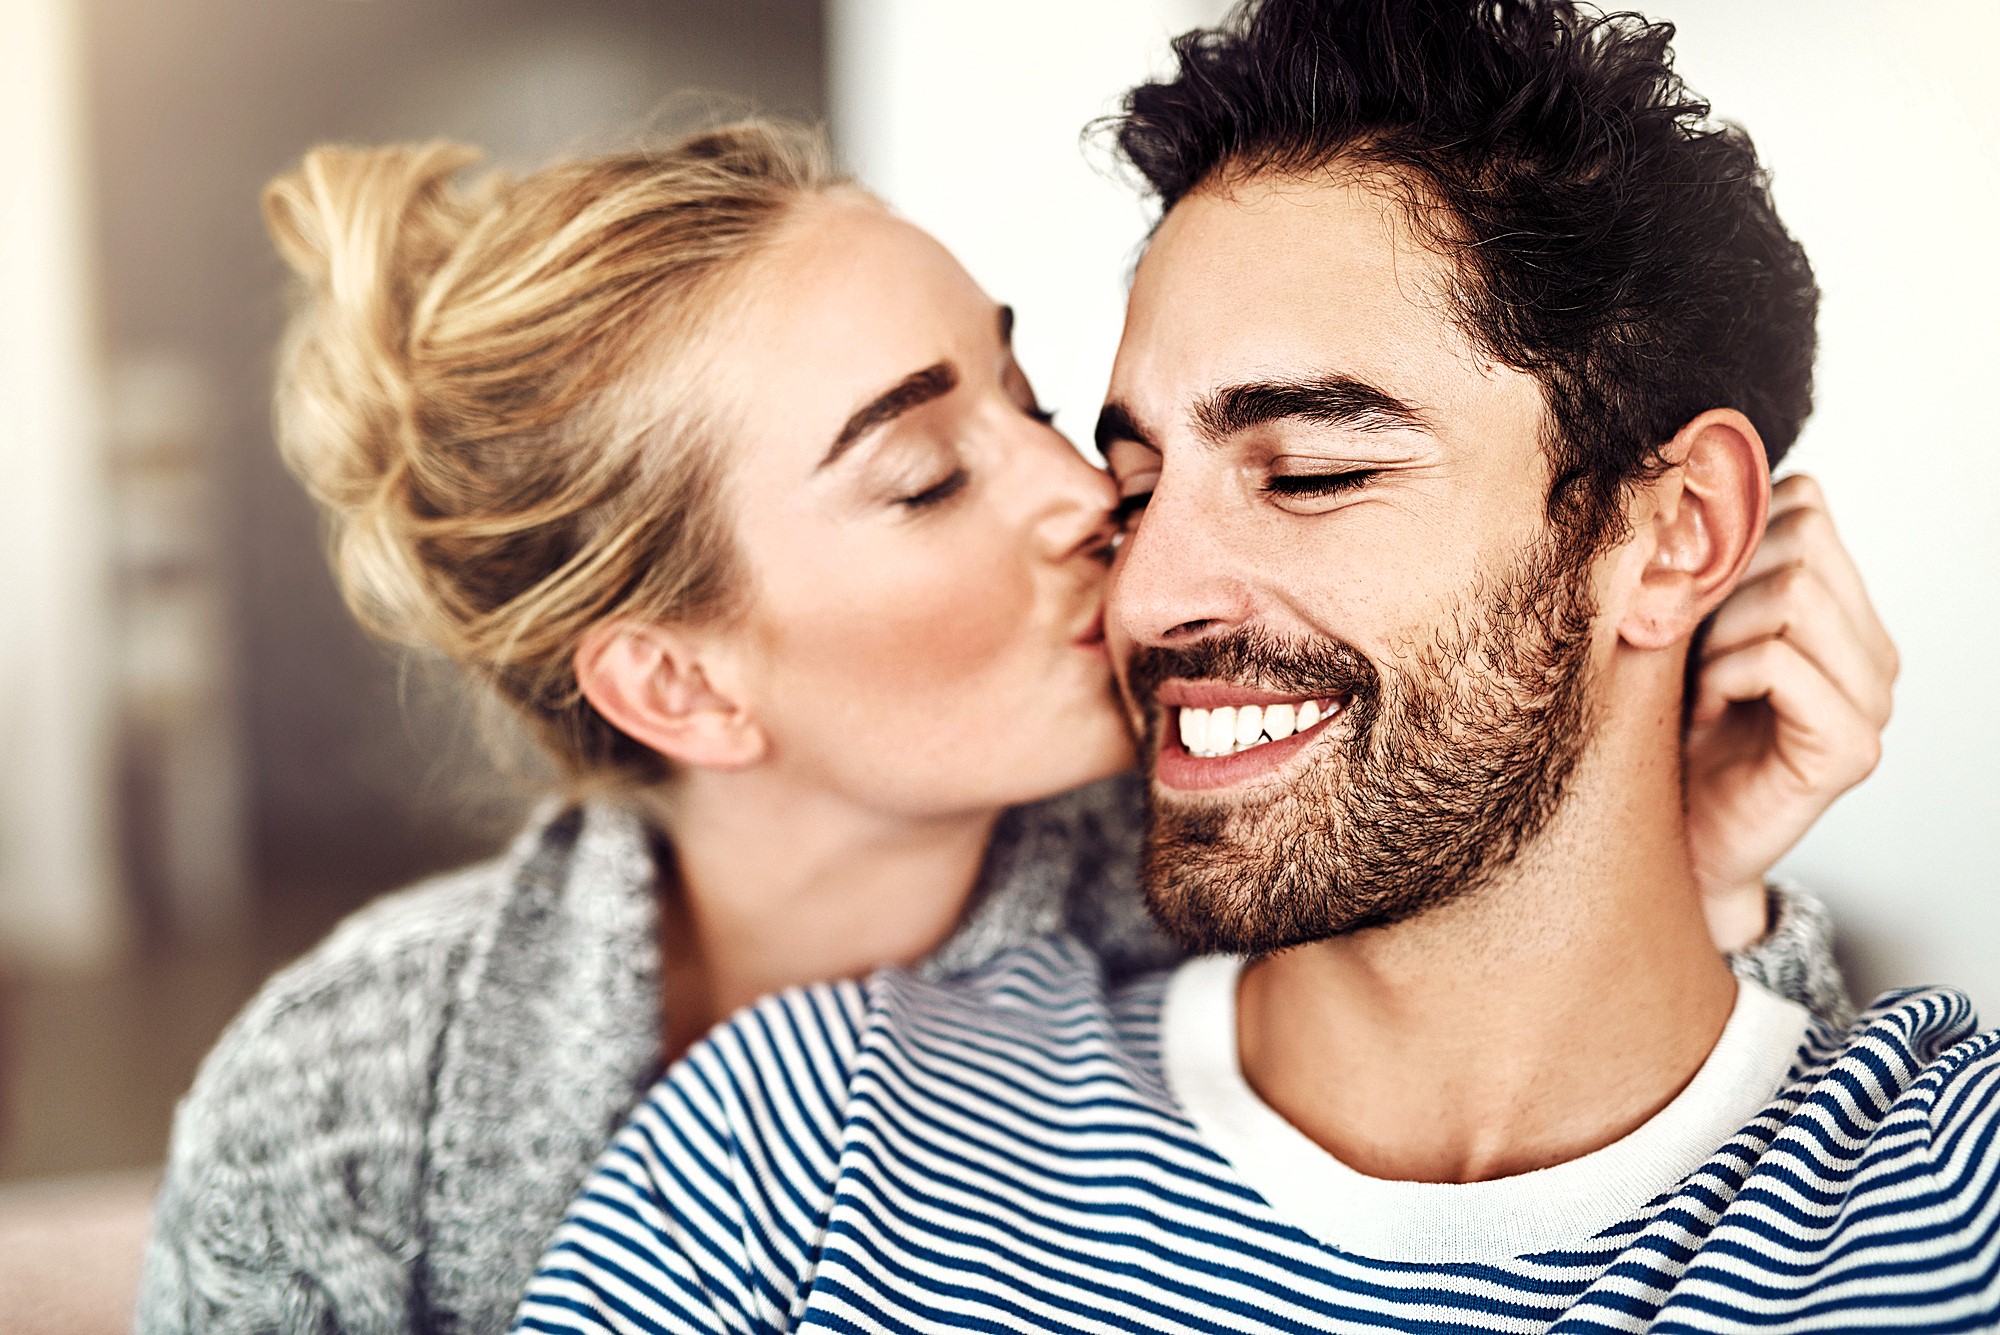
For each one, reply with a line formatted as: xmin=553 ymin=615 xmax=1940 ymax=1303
xmin=1162 ymin=953 xmax=1812 ymax=1263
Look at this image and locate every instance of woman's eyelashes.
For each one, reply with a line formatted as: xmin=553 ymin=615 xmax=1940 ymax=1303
xmin=892 ymin=401 xmax=1054 ymax=513
xmin=894 ymin=466 xmax=970 ymax=511
xmin=1111 ymin=490 xmax=1152 ymax=529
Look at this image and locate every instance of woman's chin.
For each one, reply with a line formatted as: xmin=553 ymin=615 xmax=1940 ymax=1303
xmin=1018 ymin=720 xmax=1140 ymax=804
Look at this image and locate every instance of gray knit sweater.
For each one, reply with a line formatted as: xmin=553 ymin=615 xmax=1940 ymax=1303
xmin=135 ymin=774 xmax=1849 ymax=1335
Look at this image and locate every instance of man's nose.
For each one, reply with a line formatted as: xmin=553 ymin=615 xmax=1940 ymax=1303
xmin=1109 ymin=481 xmax=1253 ymax=647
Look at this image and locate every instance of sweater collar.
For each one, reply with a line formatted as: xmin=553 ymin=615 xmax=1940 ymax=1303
xmin=1162 ymin=953 xmax=1813 ymax=1263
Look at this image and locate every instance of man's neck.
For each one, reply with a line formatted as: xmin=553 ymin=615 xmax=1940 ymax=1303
xmin=1235 ymin=717 xmax=1738 ymax=1184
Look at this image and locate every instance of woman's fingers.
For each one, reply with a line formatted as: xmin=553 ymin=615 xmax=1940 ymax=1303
xmin=1689 ymin=635 xmax=1883 ymax=794
xmin=1681 ymin=474 xmax=1895 ymax=922
xmin=1701 ymin=562 xmax=1893 ymax=726
xmin=1742 ymin=475 xmax=1899 ymax=681
xmin=1765 ymin=470 xmax=1826 ymax=522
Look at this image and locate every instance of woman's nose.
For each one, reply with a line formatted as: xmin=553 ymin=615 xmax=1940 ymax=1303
xmin=1031 ymin=430 xmax=1121 ymax=561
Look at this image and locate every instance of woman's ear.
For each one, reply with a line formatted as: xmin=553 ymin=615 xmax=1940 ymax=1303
xmin=1619 ymin=408 xmax=1772 ymax=652
xmin=573 ymin=620 xmax=767 ymax=771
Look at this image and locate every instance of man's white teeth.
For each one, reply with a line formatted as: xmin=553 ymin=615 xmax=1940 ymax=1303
xmin=1204 ymin=706 xmax=1236 ymax=757
xmin=1235 ymin=706 xmax=1263 ymax=748
xmin=1176 ymin=699 xmax=1341 ymax=758
xmin=1178 ymin=705 xmax=1202 ymax=753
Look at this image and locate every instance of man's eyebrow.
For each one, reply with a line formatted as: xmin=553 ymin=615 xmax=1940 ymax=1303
xmin=820 ymin=361 xmax=960 ymax=469
xmin=1094 ymin=401 xmax=1157 ymax=457
xmin=1193 ymin=375 xmax=1430 ymax=442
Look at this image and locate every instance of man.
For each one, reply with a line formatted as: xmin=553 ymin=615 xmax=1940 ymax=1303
xmin=518 ymin=1 xmax=1996 ymax=1330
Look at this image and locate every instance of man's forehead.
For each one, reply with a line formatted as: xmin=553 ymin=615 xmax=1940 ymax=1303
xmin=1147 ymin=171 xmax=1446 ymax=290
xmin=1114 ymin=173 xmax=1476 ymax=413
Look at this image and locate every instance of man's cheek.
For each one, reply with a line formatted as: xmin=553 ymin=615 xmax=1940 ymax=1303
xmin=1108 ymin=633 xmax=1142 ymax=703
xmin=1112 ymin=677 xmax=1152 ymax=744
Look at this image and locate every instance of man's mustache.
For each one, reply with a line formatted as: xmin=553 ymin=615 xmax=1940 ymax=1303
xmin=1122 ymin=627 xmax=1382 ymax=723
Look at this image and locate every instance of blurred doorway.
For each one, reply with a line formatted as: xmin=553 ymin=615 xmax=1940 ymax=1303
xmin=2 ymin=0 xmax=826 ymax=1186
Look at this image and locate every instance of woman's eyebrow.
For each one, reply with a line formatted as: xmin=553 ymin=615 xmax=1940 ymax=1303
xmin=1094 ymin=401 xmax=1157 ymax=457
xmin=819 ymin=361 xmax=960 ymax=469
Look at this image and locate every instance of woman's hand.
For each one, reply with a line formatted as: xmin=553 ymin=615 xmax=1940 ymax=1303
xmin=1685 ymin=474 xmax=1898 ymax=952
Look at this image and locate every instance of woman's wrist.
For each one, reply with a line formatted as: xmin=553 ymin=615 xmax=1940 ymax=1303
xmin=1704 ymin=878 xmax=1774 ymax=955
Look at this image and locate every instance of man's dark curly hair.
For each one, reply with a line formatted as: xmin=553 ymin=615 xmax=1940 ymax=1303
xmin=1111 ymin=0 xmax=1819 ymax=544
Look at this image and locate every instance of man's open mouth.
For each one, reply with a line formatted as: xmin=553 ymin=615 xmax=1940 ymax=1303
xmin=1146 ymin=680 xmax=1359 ymax=790
xmin=1150 ymin=679 xmax=1354 ymax=754
xmin=1175 ymin=697 xmax=1346 ymax=758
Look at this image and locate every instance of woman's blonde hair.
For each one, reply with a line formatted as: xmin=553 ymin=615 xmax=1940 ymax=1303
xmin=263 ymin=120 xmax=840 ymax=789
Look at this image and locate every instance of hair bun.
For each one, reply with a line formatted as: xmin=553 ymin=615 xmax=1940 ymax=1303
xmin=263 ymin=142 xmax=488 ymax=648
xmin=262 ymin=122 xmax=840 ymax=788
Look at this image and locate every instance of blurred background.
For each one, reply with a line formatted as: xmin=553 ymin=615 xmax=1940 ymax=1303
xmin=0 ymin=0 xmax=1994 ymax=1310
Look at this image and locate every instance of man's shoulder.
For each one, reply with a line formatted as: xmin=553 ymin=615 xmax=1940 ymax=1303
xmin=1845 ymin=986 xmax=2000 ymax=1157
xmin=675 ymin=934 xmax=1175 ymax=1126
xmin=1811 ymin=986 xmax=1996 ymax=1113
xmin=574 ymin=937 xmax=1184 ymax=1314
xmin=1671 ymin=987 xmax=2000 ymax=1328
xmin=715 ymin=933 xmax=1148 ymax=1046
xmin=1768 ymin=984 xmax=2000 ymax=1203
xmin=871 ymin=932 xmax=1174 ymax=1052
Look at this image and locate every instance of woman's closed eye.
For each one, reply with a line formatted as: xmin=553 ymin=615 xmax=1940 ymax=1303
xmin=895 ymin=466 xmax=970 ymax=511
xmin=1112 ymin=491 xmax=1152 ymax=529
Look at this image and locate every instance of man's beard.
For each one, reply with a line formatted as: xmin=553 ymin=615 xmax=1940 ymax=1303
xmin=1126 ymin=534 xmax=1600 ymax=956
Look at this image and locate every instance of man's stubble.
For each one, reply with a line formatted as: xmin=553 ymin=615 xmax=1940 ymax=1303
xmin=1128 ymin=533 xmax=1600 ymax=956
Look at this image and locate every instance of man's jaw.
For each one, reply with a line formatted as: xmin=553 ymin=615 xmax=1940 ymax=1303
xmin=1151 ymin=680 xmax=1350 ymax=791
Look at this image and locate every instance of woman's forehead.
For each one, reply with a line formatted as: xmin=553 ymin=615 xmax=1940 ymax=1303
xmin=720 ymin=198 xmax=1003 ymax=449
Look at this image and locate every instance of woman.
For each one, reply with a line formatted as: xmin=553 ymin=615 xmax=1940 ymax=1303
xmin=136 ymin=121 xmax=1893 ymax=1334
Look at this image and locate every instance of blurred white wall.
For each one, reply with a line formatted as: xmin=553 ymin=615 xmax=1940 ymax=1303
xmin=83 ymin=0 xmax=826 ymax=911
xmin=830 ymin=0 xmax=1231 ymax=440
xmin=0 ymin=0 xmax=123 ymax=968
xmin=832 ymin=2 xmax=2000 ymax=1015
xmin=1656 ymin=2 xmax=2000 ymax=1015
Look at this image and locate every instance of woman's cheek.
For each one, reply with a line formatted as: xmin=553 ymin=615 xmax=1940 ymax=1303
xmin=769 ymin=577 xmax=1039 ymax=806
xmin=774 ymin=545 xmax=1032 ymax=708
xmin=880 ymin=573 xmax=1032 ymax=709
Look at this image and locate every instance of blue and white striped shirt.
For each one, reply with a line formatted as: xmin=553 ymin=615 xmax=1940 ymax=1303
xmin=517 ymin=936 xmax=2000 ymax=1333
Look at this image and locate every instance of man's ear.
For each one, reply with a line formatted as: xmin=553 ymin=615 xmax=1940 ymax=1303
xmin=573 ymin=619 xmax=767 ymax=771
xmin=1618 ymin=408 xmax=1771 ymax=652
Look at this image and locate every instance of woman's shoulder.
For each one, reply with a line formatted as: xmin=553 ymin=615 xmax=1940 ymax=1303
xmin=140 ymin=800 xmax=668 ymax=1334
xmin=159 ymin=798 xmax=627 ymax=1177
xmin=182 ymin=801 xmax=622 ymax=1088
xmin=212 ymin=858 xmax=510 ymax=1065
xmin=156 ymin=851 xmax=539 ymax=1198
xmin=136 ymin=856 xmax=517 ymax=1332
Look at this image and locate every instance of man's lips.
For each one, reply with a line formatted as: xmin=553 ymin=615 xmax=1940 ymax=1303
xmin=1154 ymin=679 xmax=1336 ymax=709
xmin=1149 ymin=682 xmax=1352 ymax=792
